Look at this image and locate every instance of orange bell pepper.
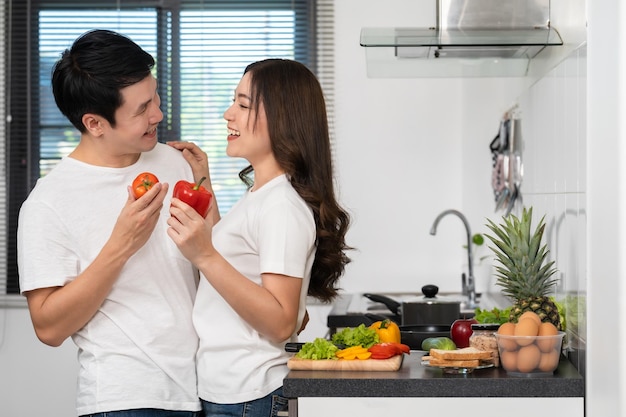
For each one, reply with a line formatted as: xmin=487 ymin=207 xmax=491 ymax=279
xmin=368 ymin=319 xmax=401 ymax=344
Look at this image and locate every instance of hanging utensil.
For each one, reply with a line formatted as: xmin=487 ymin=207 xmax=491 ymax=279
xmin=491 ymin=106 xmax=523 ymax=215
xmin=505 ymin=116 xmax=524 ymax=215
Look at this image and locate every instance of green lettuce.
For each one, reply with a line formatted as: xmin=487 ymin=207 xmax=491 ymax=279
xmin=296 ymin=338 xmax=339 ymax=360
xmin=331 ymin=324 xmax=380 ymax=348
xmin=473 ymin=306 xmax=512 ymax=324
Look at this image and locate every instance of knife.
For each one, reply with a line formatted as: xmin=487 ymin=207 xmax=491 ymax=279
xmin=285 ymin=342 xmax=305 ymax=353
xmin=284 ymin=341 xmax=346 ymax=353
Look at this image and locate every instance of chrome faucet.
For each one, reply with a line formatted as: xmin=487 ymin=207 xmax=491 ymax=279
xmin=430 ymin=209 xmax=478 ymax=309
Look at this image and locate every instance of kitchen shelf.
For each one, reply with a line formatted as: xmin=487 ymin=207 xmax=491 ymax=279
xmin=360 ymin=27 xmax=563 ymax=49
xmin=360 ymin=27 xmax=564 ymax=78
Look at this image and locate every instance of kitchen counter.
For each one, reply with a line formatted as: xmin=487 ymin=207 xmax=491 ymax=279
xmin=283 ymin=352 xmax=584 ymax=398
xmin=283 ymin=353 xmax=584 ymax=416
xmin=286 ymin=292 xmax=584 ymax=416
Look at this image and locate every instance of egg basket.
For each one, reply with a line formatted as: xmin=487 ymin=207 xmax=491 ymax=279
xmin=495 ymin=332 xmax=566 ymax=377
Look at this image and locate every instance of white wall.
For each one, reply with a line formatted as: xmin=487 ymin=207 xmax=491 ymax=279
xmin=0 ymin=308 xmax=78 ymax=415
xmin=334 ymin=1 xmax=524 ymax=296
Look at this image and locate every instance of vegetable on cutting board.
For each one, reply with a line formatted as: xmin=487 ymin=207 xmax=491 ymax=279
xmin=368 ymin=342 xmax=410 ymax=359
xmin=336 ymin=345 xmax=372 ymax=360
xmin=293 ymin=326 xmax=411 ymax=361
xmin=295 ymin=338 xmax=339 ymax=360
xmin=368 ymin=319 xmax=401 ymax=343
xmin=331 ymin=324 xmax=379 ymax=348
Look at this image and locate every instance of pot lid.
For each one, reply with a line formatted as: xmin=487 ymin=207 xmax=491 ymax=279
xmin=410 ymin=284 xmax=462 ymax=305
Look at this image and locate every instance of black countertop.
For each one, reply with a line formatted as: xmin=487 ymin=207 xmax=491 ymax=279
xmin=283 ymin=352 xmax=584 ymax=398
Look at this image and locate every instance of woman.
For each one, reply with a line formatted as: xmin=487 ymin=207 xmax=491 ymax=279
xmin=167 ymin=58 xmax=351 ymax=417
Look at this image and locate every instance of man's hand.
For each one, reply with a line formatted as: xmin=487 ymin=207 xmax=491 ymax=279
xmin=112 ymin=181 xmax=169 ymax=257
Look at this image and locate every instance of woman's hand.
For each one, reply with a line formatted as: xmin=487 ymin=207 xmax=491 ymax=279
xmin=167 ymin=141 xmax=209 ymax=184
xmin=168 ymin=140 xmax=220 ymax=223
xmin=167 ymin=196 xmax=216 ymax=265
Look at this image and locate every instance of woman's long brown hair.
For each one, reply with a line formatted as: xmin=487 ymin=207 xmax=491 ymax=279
xmin=238 ymin=59 xmax=351 ymax=303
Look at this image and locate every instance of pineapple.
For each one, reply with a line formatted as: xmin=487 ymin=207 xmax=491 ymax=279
xmin=485 ymin=207 xmax=562 ymax=330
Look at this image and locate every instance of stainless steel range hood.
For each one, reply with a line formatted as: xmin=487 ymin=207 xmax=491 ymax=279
xmin=360 ymin=0 xmax=563 ymax=78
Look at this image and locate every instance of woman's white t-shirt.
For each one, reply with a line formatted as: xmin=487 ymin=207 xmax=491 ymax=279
xmin=193 ymin=174 xmax=316 ymax=404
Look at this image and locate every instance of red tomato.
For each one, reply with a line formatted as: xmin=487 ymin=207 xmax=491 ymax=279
xmin=132 ymin=172 xmax=159 ymax=198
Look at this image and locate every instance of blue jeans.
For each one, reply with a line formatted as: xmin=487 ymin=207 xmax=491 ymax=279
xmin=200 ymin=387 xmax=288 ymax=417
xmin=81 ymin=409 xmax=202 ymax=417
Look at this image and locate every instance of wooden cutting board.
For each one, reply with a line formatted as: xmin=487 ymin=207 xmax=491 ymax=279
xmin=287 ymin=354 xmax=404 ymax=371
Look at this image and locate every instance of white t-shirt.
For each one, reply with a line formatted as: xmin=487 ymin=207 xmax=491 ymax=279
xmin=193 ymin=174 xmax=316 ymax=404
xmin=18 ymin=143 xmax=201 ymax=415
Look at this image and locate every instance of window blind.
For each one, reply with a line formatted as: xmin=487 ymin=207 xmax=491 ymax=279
xmin=2 ymin=0 xmax=335 ymax=297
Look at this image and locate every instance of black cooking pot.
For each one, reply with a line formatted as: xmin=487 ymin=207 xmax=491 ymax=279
xmin=363 ymin=285 xmax=461 ymax=326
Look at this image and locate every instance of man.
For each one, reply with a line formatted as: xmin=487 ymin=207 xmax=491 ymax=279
xmin=17 ymin=29 xmax=208 ymax=417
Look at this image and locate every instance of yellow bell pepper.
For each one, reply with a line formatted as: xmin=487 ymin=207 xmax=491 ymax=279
xmin=336 ymin=345 xmax=370 ymax=360
xmin=369 ymin=319 xmax=401 ymax=344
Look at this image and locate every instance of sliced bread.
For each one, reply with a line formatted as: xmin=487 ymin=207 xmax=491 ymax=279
xmin=429 ymin=347 xmax=492 ymax=361
xmin=428 ymin=357 xmax=481 ymax=368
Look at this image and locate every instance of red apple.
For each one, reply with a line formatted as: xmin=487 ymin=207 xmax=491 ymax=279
xmin=450 ymin=317 xmax=478 ymax=348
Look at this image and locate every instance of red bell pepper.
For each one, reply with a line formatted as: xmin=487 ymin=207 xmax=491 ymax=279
xmin=173 ymin=176 xmax=213 ymax=217
xmin=368 ymin=342 xmax=411 ymax=360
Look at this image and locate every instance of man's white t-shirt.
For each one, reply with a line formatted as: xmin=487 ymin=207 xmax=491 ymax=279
xmin=193 ymin=174 xmax=316 ymax=404
xmin=18 ymin=143 xmax=201 ymax=415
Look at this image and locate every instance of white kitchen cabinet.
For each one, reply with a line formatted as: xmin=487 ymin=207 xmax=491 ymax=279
xmin=295 ymin=397 xmax=583 ymax=417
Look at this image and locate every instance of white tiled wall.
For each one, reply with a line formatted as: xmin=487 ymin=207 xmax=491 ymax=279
xmin=516 ymin=44 xmax=588 ymax=373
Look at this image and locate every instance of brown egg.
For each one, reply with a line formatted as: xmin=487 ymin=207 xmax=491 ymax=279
xmin=538 ymin=349 xmax=561 ymax=372
xmin=537 ymin=322 xmax=559 ymax=352
xmin=514 ymin=318 xmax=539 ymax=346
xmin=516 ymin=344 xmax=541 ymax=373
xmin=499 ymin=349 xmax=518 ymax=372
xmin=519 ymin=311 xmax=542 ymax=327
xmin=538 ymin=322 xmax=558 ymax=336
xmin=498 ymin=322 xmax=516 ymax=335
xmin=497 ymin=322 xmax=518 ymax=351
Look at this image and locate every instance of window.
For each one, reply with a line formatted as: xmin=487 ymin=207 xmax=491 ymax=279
xmin=3 ymin=0 xmax=334 ymax=297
